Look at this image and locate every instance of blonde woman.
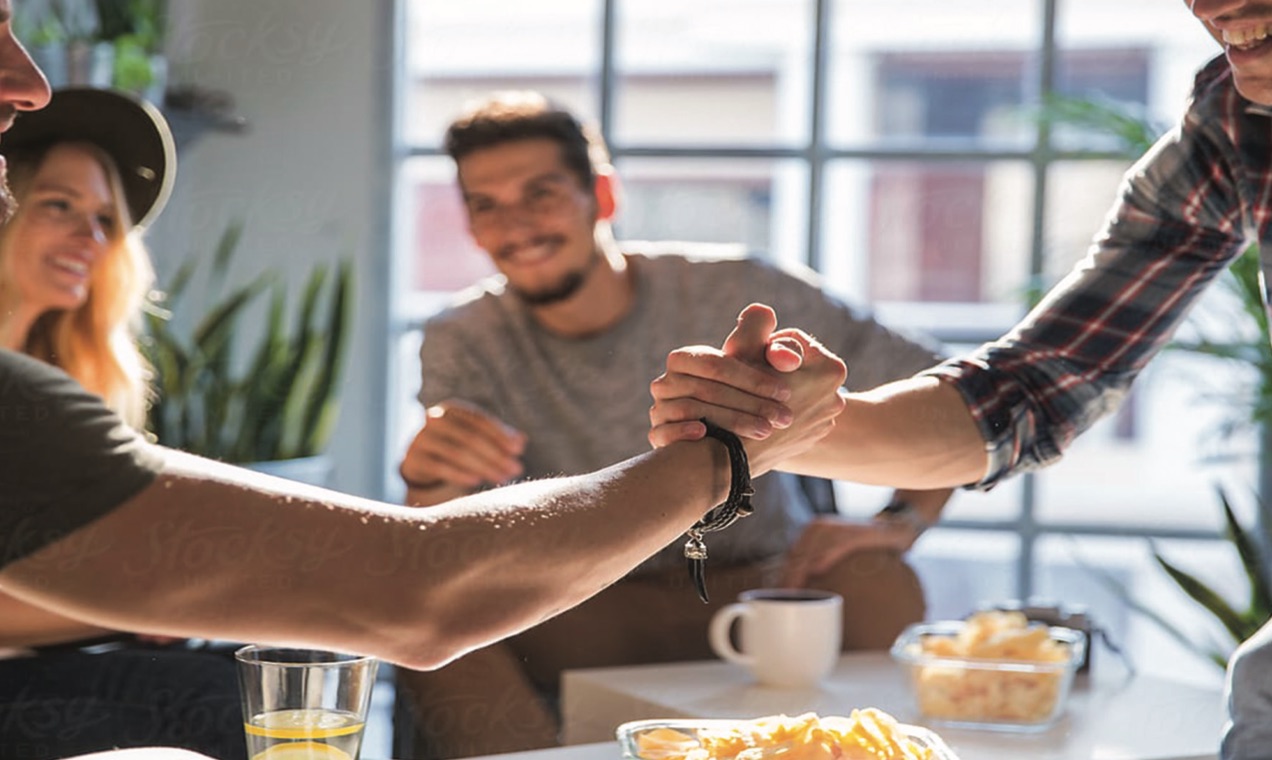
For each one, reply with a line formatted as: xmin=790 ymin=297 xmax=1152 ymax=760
xmin=0 ymin=89 xmax=171 ymax=430
xmin=0 ymin=139 xmax=156 ymax=428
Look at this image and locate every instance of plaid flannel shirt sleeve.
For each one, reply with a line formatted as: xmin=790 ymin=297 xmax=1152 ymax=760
xmin=923 ymin=95 xmax=1257 ymax=490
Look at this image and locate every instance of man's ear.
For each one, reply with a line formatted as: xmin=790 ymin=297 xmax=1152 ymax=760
xmin=594 ymin=167 xmax=620 ymax=222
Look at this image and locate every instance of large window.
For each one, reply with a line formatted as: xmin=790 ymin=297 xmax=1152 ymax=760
xmin=392 ymin=0 xmax=1238 ymax=685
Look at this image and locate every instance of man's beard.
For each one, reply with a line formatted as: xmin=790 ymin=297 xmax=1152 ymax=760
xmin=508 ymin=247 xmax=602 ymax=307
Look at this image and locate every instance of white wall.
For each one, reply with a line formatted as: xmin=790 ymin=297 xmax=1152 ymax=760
xmin=148 ymin=0 xmax=393 ymax=497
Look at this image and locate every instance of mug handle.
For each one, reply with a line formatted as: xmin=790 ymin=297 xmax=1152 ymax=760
xmin=708 ymin=602 xmax=754 ymax=667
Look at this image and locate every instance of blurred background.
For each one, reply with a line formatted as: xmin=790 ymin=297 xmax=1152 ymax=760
xmin=49 ymin=0 xmax=1254 ymax=694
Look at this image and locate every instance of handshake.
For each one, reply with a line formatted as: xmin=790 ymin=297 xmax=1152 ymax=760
xmin=401 ymin=302 xmax=851 ymax=504
xmin=646 ymin=302 xmax=848 ymax=477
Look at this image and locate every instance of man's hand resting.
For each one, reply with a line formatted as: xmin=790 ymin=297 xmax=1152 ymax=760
xmin=400 ymin=400 xmax=527 ymax=506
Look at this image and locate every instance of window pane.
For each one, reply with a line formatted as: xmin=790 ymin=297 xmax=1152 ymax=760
xmin=614 ymin=157 xmax=807 ymax=265
xmin=1040 ymin=160 xmax=1132 ymax=284
xmin=402 ymin=0 xmax=602 ymax=147
xmin=828 ymin=0 xmax=1042 ymax=148
xmin=614 ymin=0 xmax=813 ymax=146
xmin=1054 ymin=0 xmax=1219 ymax=152
xmin=386 ymin=328 xmax=427 ymax=502
xmin=909 ymin=530 xmax=1021 ymax=621
xmin=1033 ymin=358 xmax=1254 ymax=531
xmin=836 ymin=465 xmax=1022 ymax=525
xmin=398 ymin=155 xmax=494 ymax=299
xmin=822 ymin=159 xmax=1034 ymax=317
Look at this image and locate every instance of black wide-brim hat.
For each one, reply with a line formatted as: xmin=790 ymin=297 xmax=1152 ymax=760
xmin=1 ymin=87 xmax=176 ymax=229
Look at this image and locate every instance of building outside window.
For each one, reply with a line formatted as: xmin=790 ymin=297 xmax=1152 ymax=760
xmin=391 ymin=0 xmax=1244 ymax=685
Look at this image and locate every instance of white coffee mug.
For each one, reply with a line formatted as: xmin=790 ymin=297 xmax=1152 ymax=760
xmin=708 ymin=588 xmax=843 ymax=688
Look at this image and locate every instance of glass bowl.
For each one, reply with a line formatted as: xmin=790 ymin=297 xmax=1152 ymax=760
xmin=616 ymin=717 xmax=959 ymax=760
xmin=890 ymin=621 xmax=1087 ymax=732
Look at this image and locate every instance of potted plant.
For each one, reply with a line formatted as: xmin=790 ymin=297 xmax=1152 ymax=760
xmin=142 ymin=220 xmax=354 ymax=485
xmin=94 ymin=0 xmax=168 ymax=102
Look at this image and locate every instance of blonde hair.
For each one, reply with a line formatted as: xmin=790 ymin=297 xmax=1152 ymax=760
xmin=2 ymin=141 xmax=155 ymax=428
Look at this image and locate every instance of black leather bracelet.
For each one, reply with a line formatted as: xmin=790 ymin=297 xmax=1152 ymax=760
xmin=683 ymin=418 xmax=755 ymax=603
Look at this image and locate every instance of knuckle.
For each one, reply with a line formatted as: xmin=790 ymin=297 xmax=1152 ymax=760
xmin=664 ymin=348 xmax=697 ymax=369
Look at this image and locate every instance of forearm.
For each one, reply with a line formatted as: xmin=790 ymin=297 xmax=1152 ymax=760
xmin=0 ymin=591 xmax=114 ymax=648
xmin=889 ymin=486 xmax=955 ymax=526
xmin=784 ymin=377 xmax=988 ymax=489
xmin=1 ymin=442 xmax=729 ymax=670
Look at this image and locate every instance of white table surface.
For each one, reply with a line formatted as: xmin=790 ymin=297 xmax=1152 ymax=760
xmin=558 ymin=652 xmax=1224 ymax=760
xmin=457 ymin=742 xmax=621 ymax=760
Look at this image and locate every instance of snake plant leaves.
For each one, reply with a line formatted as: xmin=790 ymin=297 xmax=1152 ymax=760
xmin=1079 ymin=486 xmax=1272 ymax=671
xmin=1217 ymin=487 xmax=1272 ymax=625
xmin=300 ymin=258 xmax=352 ymax=457
xmin=1152 ymin=548 xmax=1250 ymax=645
xmin=142 ymin=220 xmax=353 ymax=464
xmin=1146 ymin=487 xmax=1272 ymax=669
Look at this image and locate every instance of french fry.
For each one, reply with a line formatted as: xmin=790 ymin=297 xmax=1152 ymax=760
xmin=633 ymin=711 xmax=932 ymax=760
xmin=911 ymin=611 xmax=1074 ymax=723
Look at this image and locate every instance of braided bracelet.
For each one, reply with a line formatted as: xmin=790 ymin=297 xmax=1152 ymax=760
xmin=684 ymin=418 xmax=755 ymax=603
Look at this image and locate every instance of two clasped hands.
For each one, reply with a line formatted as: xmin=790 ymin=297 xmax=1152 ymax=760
xmin=649 ymin=302 xmax=935 ymax=587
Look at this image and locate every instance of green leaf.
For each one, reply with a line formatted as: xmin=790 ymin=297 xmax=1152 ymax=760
xmin=1153 ymin=549 xmax=1250 ymax=644
xmin=141 ymin=218 xmax=353 ymax=465
xmin=209 ymin=219 xmax=246 ymax=291
xmin=300 ymin=260 xmax=352 ymax=456
xmin=1217 ymin=487 xmax=1272 ymax=623
xmin=1036 ymin=93 xmax=1162 ymax=156
xmin=232 ymin=285 xmax=289 ymax=462
xmin=159 ymin=256 xmax=198 ymax=305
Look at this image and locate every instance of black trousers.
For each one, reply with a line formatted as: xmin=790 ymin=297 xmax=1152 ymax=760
xmin=0 ymin=645 xmax=247 ymax=760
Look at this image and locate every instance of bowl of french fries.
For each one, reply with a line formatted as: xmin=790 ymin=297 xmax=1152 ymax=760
xmin=889 ymin=610 xmax=1087 ymax=732
xmin=617 ymin=710 xmax=957 ymax=760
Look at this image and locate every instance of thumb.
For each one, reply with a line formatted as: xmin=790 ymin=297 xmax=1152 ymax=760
xmin=766 ymin=334 xmax=805 ymax=374
xmin=723 ymin=303 xmax=778 ymax=364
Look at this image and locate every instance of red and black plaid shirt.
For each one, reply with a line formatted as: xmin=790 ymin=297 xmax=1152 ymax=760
xmin=927 ymin=54 xmax=1272 ymax=489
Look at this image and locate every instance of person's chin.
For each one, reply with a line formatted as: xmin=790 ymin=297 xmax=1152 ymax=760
xmin=1226 ymin=46 xmax=1272 ymax=105
xmin=39 ymin=287 xmax=90 ymax=312
xmin=511 ymin=272 xmax=587 ymax=307
xmin=1232 ymin=72 xmax=1272 ymax=106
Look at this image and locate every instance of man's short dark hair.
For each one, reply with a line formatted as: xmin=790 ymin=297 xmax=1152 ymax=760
xmin=444 ymin=91 xmax=610 ymax=189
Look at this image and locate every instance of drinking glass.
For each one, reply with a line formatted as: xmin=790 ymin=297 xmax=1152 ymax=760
xmin=235 ymin=645 xmax=378 ymax=760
